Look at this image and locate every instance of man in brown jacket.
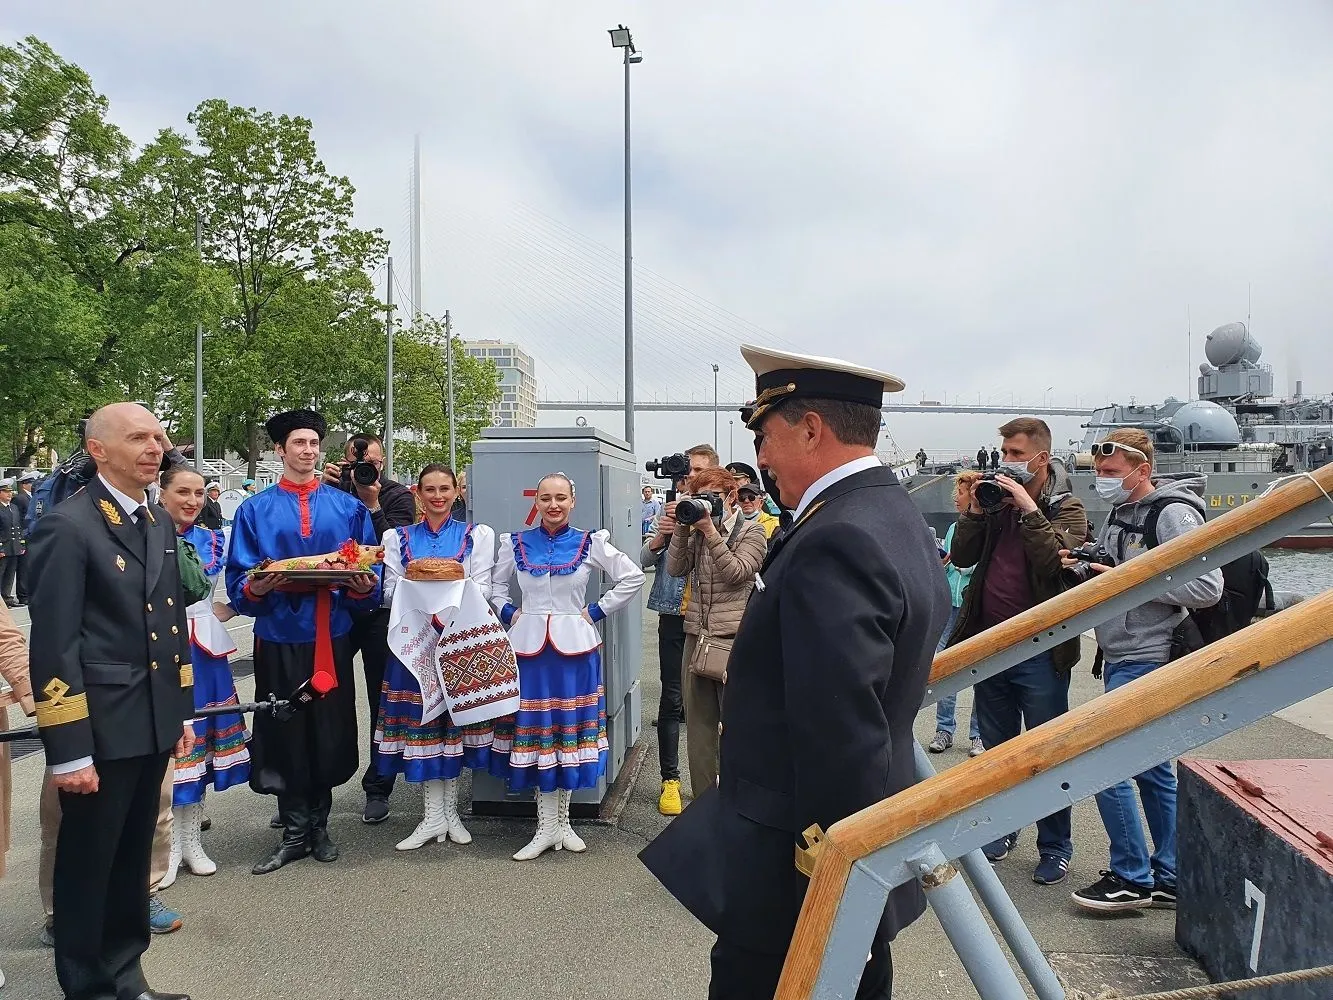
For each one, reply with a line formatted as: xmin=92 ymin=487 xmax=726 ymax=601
xmin=665 ymin=465 xmax=768 ymax=796
xmin=946 ymin=416 xmax=1088 ymax=885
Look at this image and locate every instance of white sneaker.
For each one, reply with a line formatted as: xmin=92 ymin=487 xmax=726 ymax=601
xmin=970 ymin=737 xmax=985 ymax=757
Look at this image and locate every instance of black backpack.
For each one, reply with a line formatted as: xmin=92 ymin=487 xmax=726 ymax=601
xmin=1126 ymin=498 xmax=1274 ymax=644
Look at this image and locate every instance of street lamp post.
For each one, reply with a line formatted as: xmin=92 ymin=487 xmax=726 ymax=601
xmin=609 ymin=24 xmax=643 ymax=451
xmin=729 ymin=419 xmax=734 ymax=463
xmin=712 ymin=363 xmax=720 ymax=450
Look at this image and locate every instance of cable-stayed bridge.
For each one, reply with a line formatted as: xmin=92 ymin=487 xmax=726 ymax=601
xmin=391 ymin=184 xmax=1099 ymax=419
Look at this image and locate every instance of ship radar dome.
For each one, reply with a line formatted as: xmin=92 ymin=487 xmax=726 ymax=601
xmin=1166 ymin=400 xmax=1241 ymax=447
xmin=1204 ymin=322 xmax=1263 ymax=368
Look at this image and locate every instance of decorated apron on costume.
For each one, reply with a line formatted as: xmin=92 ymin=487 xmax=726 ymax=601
xmin=374 ymin=520 xmax=518 ymax=782
xmin=172 ymin=525 xmax=251 ymax=806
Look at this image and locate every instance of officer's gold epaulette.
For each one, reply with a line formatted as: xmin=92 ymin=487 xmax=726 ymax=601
xmin=34 ymin=678 xmax=89 ymax=728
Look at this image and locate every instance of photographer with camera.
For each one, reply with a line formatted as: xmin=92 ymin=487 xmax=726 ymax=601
xmin=946 ymin=417 xmax=1088 ymax=885
xmin=321 ymin=433 xmax=417 ymax=824
xmin=1059 ymin=428 xmax=1221 ymax=914
xmin=640 ymin=445 xmax=719 ymax=815
xmin=665 ymin=465 xmax=767 ymax=797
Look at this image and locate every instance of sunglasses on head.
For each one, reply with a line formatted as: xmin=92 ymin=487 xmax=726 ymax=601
xmin=1093 ymin=441 xmax=1148 ymax=461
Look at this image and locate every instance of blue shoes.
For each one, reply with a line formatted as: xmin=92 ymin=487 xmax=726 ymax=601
xmin=148 ymin=895 xmax=183 ymax=934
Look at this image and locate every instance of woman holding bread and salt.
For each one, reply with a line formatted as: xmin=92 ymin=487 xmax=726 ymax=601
xmin=373 ymin=463 xmax=511 ymax=851
xmin=490 ymin=472 xmax=645 ymax=861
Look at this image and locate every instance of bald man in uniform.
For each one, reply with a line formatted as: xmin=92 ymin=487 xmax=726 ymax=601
xmin=28 ymin=402 xmax=195 ymax=1000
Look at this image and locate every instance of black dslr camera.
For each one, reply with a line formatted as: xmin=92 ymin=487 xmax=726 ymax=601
xmin=676 ymin=491 xmax=724 ymax=526
xmin=646 ymin=453 xmax=690 ymax=502
xmin=342 ymin=437 xmax=380 ymax=489
xmin=973 ymin=473 xmax=1009 ymax=513
xmin=1069 ymin=542 xmax=1117 ymax=568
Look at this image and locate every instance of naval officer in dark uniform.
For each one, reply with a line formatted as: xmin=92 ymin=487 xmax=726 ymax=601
xmin=27 ymin=402 xmax=195 ymax=1000
xmin=641 ymin=347 xmax=951 ymax=999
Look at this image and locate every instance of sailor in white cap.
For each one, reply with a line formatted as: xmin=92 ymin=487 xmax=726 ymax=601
xmin=641 ymin=345 xmax=952 ymax=1000
xmin=198 ymin=481 xmax=224 ymax=530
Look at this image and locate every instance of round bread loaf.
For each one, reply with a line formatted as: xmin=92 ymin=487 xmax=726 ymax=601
xmin=405 ymin=557 xmax=466 ymax=582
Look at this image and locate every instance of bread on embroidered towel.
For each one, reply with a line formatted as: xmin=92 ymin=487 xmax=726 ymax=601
xmin=388 ymin=576 xmax=520 ymax=727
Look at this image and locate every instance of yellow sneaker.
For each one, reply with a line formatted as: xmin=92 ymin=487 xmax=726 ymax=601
xmin=658 ymin=779 xmax=683 ymax=816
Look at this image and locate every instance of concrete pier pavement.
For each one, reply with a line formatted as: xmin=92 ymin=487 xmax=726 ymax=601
xmin=2 ymin=597 xmax=1329 ymax=999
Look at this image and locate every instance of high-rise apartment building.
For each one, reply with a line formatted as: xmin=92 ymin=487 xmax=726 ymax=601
xmin=464 ymin=340 xmax=538 ymax=428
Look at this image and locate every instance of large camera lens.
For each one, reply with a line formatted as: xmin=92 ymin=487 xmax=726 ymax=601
xmin=352 ymin=461 xmax=379 ymax=487
xmin=974 ymin=479 xmax=1006 ymax=511
xmin=675 ymin=497 xmax=708 ymax=525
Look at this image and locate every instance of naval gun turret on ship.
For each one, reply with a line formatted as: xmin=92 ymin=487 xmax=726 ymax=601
xmin=906 ymin=321 xmax=1332 ymax=548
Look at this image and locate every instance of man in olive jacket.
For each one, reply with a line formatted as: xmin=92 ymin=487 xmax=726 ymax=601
xmin=946 ymin=416 xmax=1088 ymax=885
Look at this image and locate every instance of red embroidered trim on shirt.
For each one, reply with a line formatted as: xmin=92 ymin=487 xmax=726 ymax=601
xmin=278 ymin=477 xmax=319 ymax=538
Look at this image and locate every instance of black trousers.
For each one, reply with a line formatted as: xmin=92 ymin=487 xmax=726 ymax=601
xmin=657 ymin=612 xmax=686 ymax=781
xmin=350 ymin=608 xmax=395 ymax=800
xmin=708 ymin=934 xmax=892 ymax=1000
xmin=15 ymin=553 xmax=27 ymax=602
xmin=0 ymin=554 xmax=15 ymax=601
xmin=54 ymin=752 xmax=171 ymax=1000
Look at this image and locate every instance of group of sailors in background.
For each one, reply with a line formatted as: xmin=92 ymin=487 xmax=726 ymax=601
xmin=162 ymin=408 xmax=644 ymax=879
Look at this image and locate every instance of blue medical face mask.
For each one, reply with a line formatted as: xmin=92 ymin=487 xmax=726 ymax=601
xmin=1094 ymin=476 xmax=1132 ymax=504
xmin=997 ymin=458 xmax=1037 ymax=484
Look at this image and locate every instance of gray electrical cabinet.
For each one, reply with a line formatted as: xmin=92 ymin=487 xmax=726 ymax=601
xmin=466 ymin=426 xmax=643 ymax=815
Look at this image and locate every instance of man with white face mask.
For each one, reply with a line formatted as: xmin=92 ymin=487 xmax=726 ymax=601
xmin=945 ymin=416 xmax=1088 ymax=886
xmin=1059 ymin=427 xmax=1221 ymax=914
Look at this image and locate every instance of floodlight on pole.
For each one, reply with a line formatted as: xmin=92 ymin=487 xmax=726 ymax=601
xmin=609 ymin=24 xmax=642 ymax=450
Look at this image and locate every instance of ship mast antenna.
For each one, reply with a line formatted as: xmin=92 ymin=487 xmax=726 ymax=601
xmin=1187 ymin=304 xmax=1192 ymax=401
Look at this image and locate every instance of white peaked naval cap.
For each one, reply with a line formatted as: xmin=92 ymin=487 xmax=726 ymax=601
xmin=739 ymin=344 xmax=905 ymax=429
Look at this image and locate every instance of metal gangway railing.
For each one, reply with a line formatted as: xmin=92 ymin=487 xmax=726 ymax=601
xmin=776 ymin=466 xmax=1333 ymax=1000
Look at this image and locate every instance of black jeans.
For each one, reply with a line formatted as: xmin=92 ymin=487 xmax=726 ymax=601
xmin=657 ymin=613 xmax=686 ymax=781
xmin=349 ymin=608 xmax=395 ymax=801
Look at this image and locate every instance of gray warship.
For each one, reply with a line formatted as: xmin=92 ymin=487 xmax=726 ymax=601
xmin=907 ymin=322 xmax=1333 ymax=549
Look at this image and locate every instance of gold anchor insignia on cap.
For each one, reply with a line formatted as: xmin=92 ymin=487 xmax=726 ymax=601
xmin=98 ymin=499 xmax=123 ymax=526
xmin=116 ymin=555 xmax=126 ymax=572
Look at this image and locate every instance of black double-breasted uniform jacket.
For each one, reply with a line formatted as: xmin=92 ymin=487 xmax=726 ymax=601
xmin=27 ymin=476 xmax=193 ymax=766
xmin=642 ymin=464 xmax=952 ymax=956
xmin=0 ymin=501 xmax=22 ymax=557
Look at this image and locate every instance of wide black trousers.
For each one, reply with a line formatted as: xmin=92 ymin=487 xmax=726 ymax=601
xmin=249 ymin=635 xmax=358 ymax=796
xmin=708 ymin=935 xmax=892 ymax=1000
xmin=54 ymin=751 xmax=171 ymax=1000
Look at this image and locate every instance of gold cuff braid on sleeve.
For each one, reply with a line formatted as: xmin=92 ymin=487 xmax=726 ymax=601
xmin=35 ymin=678 xmax=89 ymax=728
xmin=179 ymin=663 xmax=194 ymax=688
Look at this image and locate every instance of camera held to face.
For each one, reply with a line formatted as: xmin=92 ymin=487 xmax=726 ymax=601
xmin=676 ymin=491 xmax=724 ymax=526
xmin=342 ymin=438 xmax=379 ymax=488
xmin=973 ymin=473 xmax=1010 ymax=513
xmin=1069 ymin=542 xmax=1117 ymax=567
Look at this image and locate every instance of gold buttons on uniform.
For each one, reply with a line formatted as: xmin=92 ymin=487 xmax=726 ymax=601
xmin=150 ymin=661 xmax=159 ymax=670
xmin=174 ymin=654 xmax=180 ymax=663
xmin=171 ymin=625 xmax=179 ymax=635
xmin=167 ymin=597 xmax=174 ymax=606
xmin=146 ymin=603 xmax=153 ymax=613
xmin=151 ymin=632 xmax=158 ymax=641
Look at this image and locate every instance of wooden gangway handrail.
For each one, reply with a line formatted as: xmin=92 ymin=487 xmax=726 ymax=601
xmin=776 ymin=589 xmax=1333 ymax=998
xmin=931 ymin=464 xmax=1333 ymax=686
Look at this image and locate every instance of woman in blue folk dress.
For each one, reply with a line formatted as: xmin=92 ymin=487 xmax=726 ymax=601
xmin=157 ymin=466 xmax=251 ymax=882
xmin=490 ymin=473 xmax=644 ymax=861
xmin=374 ymin=465 xmax=498 ymax=851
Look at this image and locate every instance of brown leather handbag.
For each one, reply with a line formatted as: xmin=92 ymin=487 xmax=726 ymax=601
xmin=687 ymin=516 xmax=746 ymax=683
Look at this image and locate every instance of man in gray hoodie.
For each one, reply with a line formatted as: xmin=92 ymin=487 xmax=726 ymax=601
xmin=1061 ymin=428 xmax=1222 ymax=914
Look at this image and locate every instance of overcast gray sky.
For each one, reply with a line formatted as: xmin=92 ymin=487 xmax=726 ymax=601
xmin=7 ymin=1 xmax=1331 ymax=467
